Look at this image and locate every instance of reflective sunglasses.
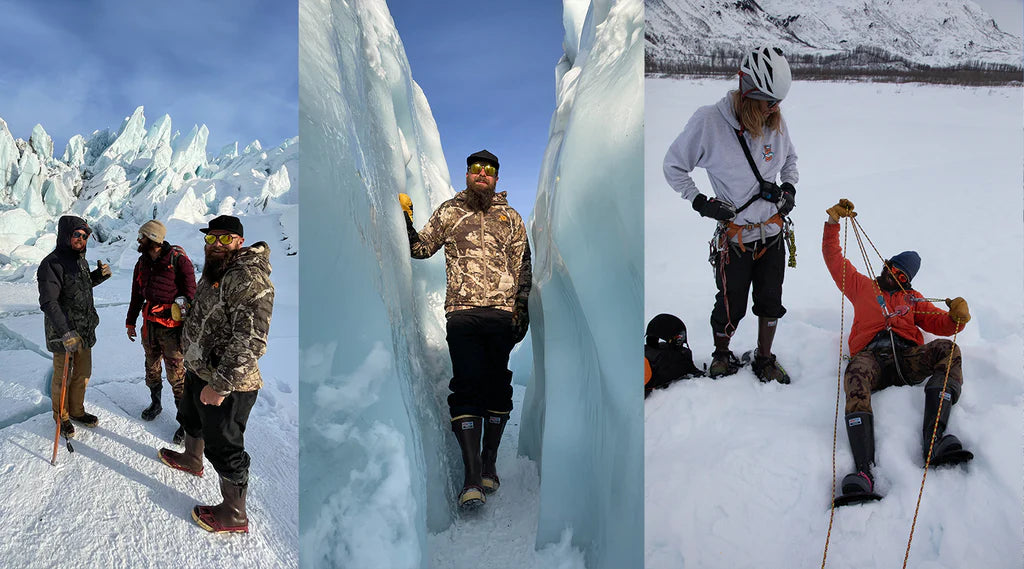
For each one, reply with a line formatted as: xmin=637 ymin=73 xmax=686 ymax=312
xmin=204 ymin=233 xmax=236 ymax=245
xmin=469 ymin=162 xmax=497 ymax=177
xmin=71 ymin=230 xmax=89 ymax=239
xmin=886 ymin=263 xmax=909 ymax=284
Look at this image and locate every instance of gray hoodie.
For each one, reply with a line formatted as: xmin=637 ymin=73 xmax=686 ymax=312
xmin=663 ymin=91 xmax=799 ymax=243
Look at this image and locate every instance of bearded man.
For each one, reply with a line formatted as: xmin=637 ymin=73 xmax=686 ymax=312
xmin=38 ymin=215 xmax=111 ymax=438
xmin=399 ymin=149 xmax=532 ymax=510
xmin=157 ymin=215 xmax=274 ymax=533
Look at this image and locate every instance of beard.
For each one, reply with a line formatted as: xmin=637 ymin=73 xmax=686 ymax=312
xmin=202 ymin=249 xmax=238 ymax=282
xmin=465 ymin=185 xmax=495 ymax=212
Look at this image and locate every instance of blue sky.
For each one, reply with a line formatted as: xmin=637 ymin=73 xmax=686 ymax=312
xmin=388 ymin=1 xmax=565 ymax=218
xmin=0 ymin=0 xmax=297 ymax=157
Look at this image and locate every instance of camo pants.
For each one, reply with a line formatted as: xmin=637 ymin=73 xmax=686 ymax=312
xmin=844 ymin=339 xmax=962 ymax=414
xmin=142 ymin=320 xmax=185 ymax=400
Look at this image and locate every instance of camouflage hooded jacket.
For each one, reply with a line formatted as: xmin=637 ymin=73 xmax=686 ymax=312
xmin=182 ymin=242 xmax=274 ymax=393
xmin=37 ymin=215 xmax=111 ymax=353
xmin=409 ymin=190 xmax=531 ymax=313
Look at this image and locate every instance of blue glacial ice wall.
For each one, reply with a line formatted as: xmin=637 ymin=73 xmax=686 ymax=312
xmin=297 ymin=1 xmax=459 ymax=568
xmin=518 ymin=0 xmax=645 ymax=567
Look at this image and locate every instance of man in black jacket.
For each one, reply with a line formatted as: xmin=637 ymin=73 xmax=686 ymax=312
xmin=37 ymin=215 xmax=111 ymax=437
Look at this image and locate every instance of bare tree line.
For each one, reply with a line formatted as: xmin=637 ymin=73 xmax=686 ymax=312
xmin=645 ymin=45 xmax=1022 ymax=86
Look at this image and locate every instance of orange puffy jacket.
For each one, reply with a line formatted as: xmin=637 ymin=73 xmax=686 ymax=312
xmin=822 ymin=222 xmax=965 ymax=355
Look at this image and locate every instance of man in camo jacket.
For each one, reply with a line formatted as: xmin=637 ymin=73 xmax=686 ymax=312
xmin=401 ymin=149 xmax=532 ymax=510
xmin=158 ymin=215 xmax=274 ymax=534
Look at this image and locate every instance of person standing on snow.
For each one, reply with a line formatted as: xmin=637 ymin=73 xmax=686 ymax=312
xmin=663 ymin=46 xmax=798 ymax=383
xmin=37 ymin=215 xmax=112 ymax=438
xmin=399 ymin=149 xmax=532 ymax=510
xmin=126 ymin=220 xmax=196 ymax=445
xmin=823 ymin=199 xmax=971 ymax=501
xmin=157 ymin=215 xmax=274 ymax=534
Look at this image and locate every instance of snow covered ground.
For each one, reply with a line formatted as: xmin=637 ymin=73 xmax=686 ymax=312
xmin=644 ymin=78 xmax=1023 ymax=568
xmin=0 ymin=213 xmax=297 ymax=568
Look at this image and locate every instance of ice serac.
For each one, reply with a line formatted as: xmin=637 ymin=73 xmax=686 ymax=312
xmin=298 ymin=1 xmax=457 ymax=568
xmin=519 ymin=0 xmax=644 ymax=568
xmin=0 ymin=109 xmax=296 ymax=278
xmin=29 ymin=125 xmax=54 ymax=164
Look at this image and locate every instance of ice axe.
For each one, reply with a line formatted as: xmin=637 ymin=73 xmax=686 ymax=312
xmin=50 ymin=351 xmax=75 ymax=465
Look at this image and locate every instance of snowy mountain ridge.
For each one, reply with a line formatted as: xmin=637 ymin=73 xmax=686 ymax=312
xmin=646 ymin=0 xmax=1022 ymax=73
xmin=0 ymin=107 xmax=297 ymax=277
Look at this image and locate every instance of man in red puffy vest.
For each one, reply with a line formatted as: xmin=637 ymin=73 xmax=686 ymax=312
xmin=126 ymin=220 xmax=196 ymax=444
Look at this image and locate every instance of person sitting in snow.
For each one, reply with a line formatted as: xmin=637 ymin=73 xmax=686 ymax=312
xmin=126 ymin=219 xmax=196 ymax=445
xmin=644 ymin=313 xmax=704 ymax=397
xmin=823 ymin=199 xmax=971 ymax=500
xmin=399 ymin=149 xmax=532 ymax=510
xmin=37 ymin=215 xmax=111 ymax=438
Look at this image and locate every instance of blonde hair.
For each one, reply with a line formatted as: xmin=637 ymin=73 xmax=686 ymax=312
xmin=731 ymin=90 xmax=782 ymax=139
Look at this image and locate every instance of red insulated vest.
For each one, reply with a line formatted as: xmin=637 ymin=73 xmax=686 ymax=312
xmin=126 ymin=244 xmax=196 ymax=328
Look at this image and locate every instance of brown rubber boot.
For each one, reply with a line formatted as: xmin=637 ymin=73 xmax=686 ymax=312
xmin=481 ymin=411 xmax=509 ymax=494
xmin=159 ymin=434 xmax=204 ymax=476
xmin=752 ymin=317 xmax=790 ymax=384
xmin=192 ymin=476 xmax=249 ymax=533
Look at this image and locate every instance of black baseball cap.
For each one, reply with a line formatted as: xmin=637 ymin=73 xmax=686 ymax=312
xmin=467 ymin=149 xmax=499 ymax=173
xmin=199 ymin=215 xmax=244 ymax=237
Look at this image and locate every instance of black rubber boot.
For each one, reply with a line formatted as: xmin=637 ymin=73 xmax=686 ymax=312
xmin=451 ymin=416 xmax=485 ymax=509
xmin=841 ymin=412 xmax=875 ymax=494
xmin=481 ymin=412 xmax=509 ymax=494
xmin=141 ymin=384 xmax=162 ymax=421
xmin=172 ymin=396 xmax=184 ymax=445
xmin=709 ymin=333 xmax=740 ymax=378
xmin=922 ymin=387 xmax=968 ymax=463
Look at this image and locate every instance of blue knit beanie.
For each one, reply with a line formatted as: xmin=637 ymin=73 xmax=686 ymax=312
xmin=888 ymin=251 xmax=921 ymax=281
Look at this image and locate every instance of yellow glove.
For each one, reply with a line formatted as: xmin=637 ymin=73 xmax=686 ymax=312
xmin=945 ymin=297 xmax=970 ymax=324
xmin=826 ymin=199 xmax=856 ymax=223
xmin=62 ymin=330 xmax=83 ymax=352
xmin=399 ymin=193 xmax=413 ymax=222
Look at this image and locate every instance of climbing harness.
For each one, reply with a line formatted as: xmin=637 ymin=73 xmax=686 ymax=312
xmin=821 ymin=215 xmax=964 ymax=569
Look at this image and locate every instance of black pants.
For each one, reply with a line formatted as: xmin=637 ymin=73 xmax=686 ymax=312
xmin=177 ymin=371 xmax=258 ymax=484
xmin=446 ymin=307 xmax=516 ymax=418
xmin=711 ymin=235 xmax=786 ymax=336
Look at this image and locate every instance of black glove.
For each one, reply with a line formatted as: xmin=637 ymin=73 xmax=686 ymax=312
xmin=777 ymin=182 xmax=796 ymax=216
xmin=511 ymin=299 xmax=529 ymax=343
xmin=404 ymin=210 xmax=420 ymax=246
xmin=692 ymin=193 xmax=735 ymax=221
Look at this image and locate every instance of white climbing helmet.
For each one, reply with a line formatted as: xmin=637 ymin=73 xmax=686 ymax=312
xmin=738 ymin=46 xmax=792 ymax=102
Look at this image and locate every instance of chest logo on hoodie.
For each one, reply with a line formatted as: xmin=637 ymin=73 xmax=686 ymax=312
xmin=762 ymin=145 xmax=774 ymax=162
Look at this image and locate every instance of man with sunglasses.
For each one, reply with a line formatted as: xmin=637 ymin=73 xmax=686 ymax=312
xmin=663 ymin=46 xmax=798 ymax=384
xmin=126 ymin=220 xmax=196 ymax=444
xmin=400 ymin=149 xmax=532 ymax=510
xmin=158 ymin=215 xmax=274 ymax=533
xmin=823 ymin=199 xmax=971 ymax=503
xmin=37 ymin=215 xmax=111 ymax=437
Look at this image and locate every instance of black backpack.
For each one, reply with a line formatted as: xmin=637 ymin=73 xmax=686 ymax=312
xmin=645 ymin=314 xmax=705 ymax=397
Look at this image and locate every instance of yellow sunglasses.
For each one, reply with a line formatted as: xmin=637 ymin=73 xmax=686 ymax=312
xmin=204 ymin=234 xmax=236 ymax=245
xmin=469 ymin=162 xmax=497 ymax=177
